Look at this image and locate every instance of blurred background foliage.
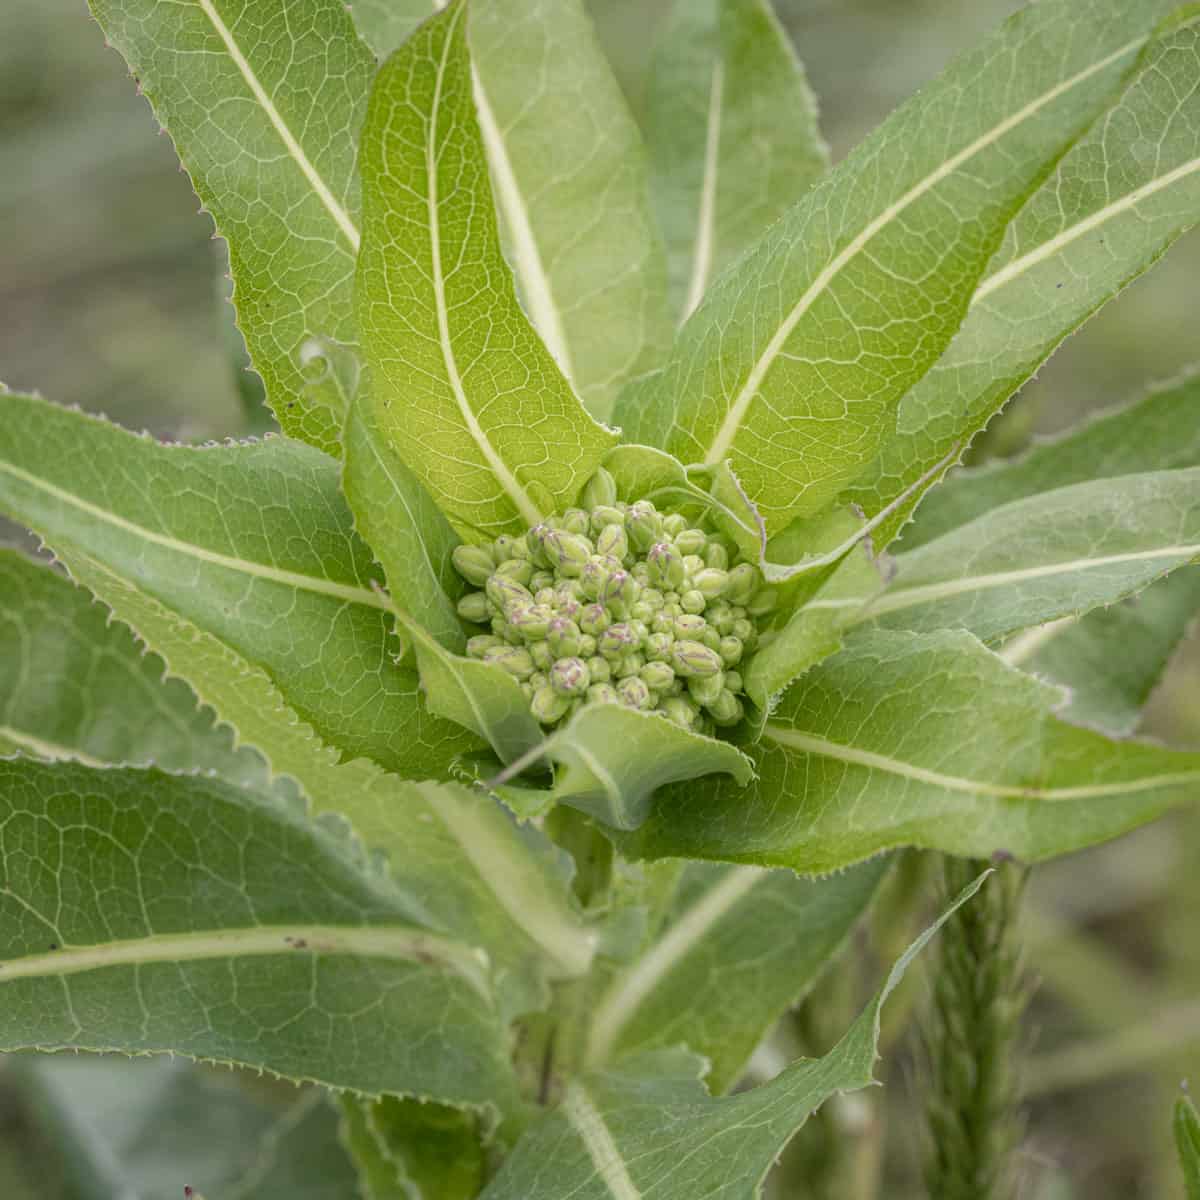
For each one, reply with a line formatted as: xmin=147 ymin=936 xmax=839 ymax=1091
xmin=0 ymin=0 xmax=1197 ymax=1196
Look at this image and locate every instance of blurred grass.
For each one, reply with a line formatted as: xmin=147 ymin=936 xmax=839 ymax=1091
xmin=0 ymin=1 xmax=1198 ymax=1197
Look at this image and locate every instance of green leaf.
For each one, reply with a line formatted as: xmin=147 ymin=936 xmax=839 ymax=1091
xmin=0 ymin=392 xmax=473 ymax=779
xmin=582 ymin=858 xmax=888 ymax=1094
xmin=0 ymin=404 xmax=593 ymax=1010
xmin=0 ymin=549 xmax=267 ymax=784
xmin=355 ymin=0 xmax=617 ymax=543
xmin=0 ymin=759 xmax=519 ymax=1116
xmin=480 ymin=871 xmax=986 ymax=1199
xmin=862 ymin=469 xmax=1200 ymax=644
xmin=618 ymin=629 xmax=1200 ymax=873
xmin=352 ymin=0 xmax=671 ymax=419
xmin=647 ymin=0 xmax=828 ymax=321
xmin=339 ymin=1095 xmax=485 ymax=1200
xmin=1177 ymin=1093 xmax=1200 ymax=1200
xmin=617 ymin=0 xmax=1168 ymax=536
xmin=343 ymin=401 xmax=468 ymax=652
xmin=1011 ymin=568 xmax=1200 ymax=737
xmin=19 ymin=1056 xmax=359 ymax=1200
xmin=847 ymin=10 xmax=1200 ymax=546
xmin=902 ymin=370 xmax=1200 ymax=552
xmin=497 ymin=704 xmax=755 ymax=832
xmin=88 ymin=0 xmax=374 ymax=454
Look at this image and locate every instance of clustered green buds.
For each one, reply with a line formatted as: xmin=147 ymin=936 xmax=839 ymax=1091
xmin=451 ymin=468 xmax=778 ymax=733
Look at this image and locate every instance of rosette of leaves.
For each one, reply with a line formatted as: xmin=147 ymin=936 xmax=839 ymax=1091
xmin=2 ymin=0 xmax=1200 ymax=1194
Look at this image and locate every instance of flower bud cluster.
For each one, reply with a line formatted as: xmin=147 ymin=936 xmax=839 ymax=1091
xmin=450 ymin=470 xmax=777 ymax=733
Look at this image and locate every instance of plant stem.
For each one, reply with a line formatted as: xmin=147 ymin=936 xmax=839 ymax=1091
xmin=922 ymin=856 xmax=1028 ymax=1200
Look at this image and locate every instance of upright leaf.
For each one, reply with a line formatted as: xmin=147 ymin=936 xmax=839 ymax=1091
xmin=0 ymin=545 xmax=594 ymax=1018
xmin=0 ymin=760 xmax=518 ymax=1116
xmin=354 ymin=1 xmax=616 ymax=543
xmin=1178 ymin=1093 xmax=1200 ymax=1200
xmin=582 ymin=858 xmax=888 ymax=1093
xmin=648 ymin=0 xmax=828 ymax=320
xmin=1016 ymin=569 xmax=1200 ymax=736
xmin=618 ymin=0 xmax=1174 ymax=535
xmin=618 ymin=630 xmax=1200 ymax=874
xmin=339 ymin=1095 xmax=485 ymax=1200
xmin=864 ymin=469 xmax=1200 ymax=644
xmin=352 ymin=0 xmax=670 ymax=418
xmin=848 ymin=11 xmax=1200 ymax=545
xmin=19 ymin=1057 xmax=359 ymax=1200
xmin=89 ymin=0 xmax=374 ymax=454
xmin=481 ymin=873 xmax=986 ymax=1199
xmin=0 ymin=393 xmax=472 ymax=779
xmin=903 ymin=370 xmax=1200 ymax=551
xmin=0 ymin=549 xmax=266 ymax=784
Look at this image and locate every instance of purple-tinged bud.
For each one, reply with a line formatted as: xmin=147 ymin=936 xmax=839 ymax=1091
xmin=587 ymin=682 xmax=620 ymax=705
xmin=589 ymin=504 xmax=625 ymax=531
xmin=645 ymin=631 xmax=674 ymax=661
xmin=640 ymin=661 xmax=675 ymax=691
xmin=493 ymin=534 xmax=529 ymax=562
xmin=547 ymin=617 xmax=582 ymax=658
xmin=509 ymin=603 xmax=554 ymax=639
xmin=601 ymin=570 xmax=641 ymax=618
xmin=486 ymin=573 xmax=532 ymax=613
xmin=673 ymin=613 xmax=707 ymax=639
xmin=617 ymin=676 xmax=652 ymax=709
xmin=483 ymin=646 xmax=535 ymax=679
xmin=562 ymin=508 xmax=591 ymax=536
xmin=550 ymin=656 xmax=591 ymax=697
xmin=596 ymin=522 xmax=629 ymax=562
xmin=495 ymin=557 xmax=533 ymax=586
xmin=671 ymin=639 xmax=724 ymax=678
xmin=625 ymin=500 xmax=662 ymax=553
xmin=531 ymin=685 xmax=571 ymax=724
xmin=615 ymin=651 xmax=646 ymax=679
xmin=646 ymin=541 xmax=685 ymax=589
xmin=543 ymin=529 xmax=593 ymax=576
xmin=598 ymin=623 xmax=636 ymax=658
xmin=579 ymin=603 xmax=612 ymax=636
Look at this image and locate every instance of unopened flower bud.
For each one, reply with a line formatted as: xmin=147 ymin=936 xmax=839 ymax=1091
xmin=596 ymin=523 xmax=629 ymax=562
xmin=452 ymin=544 xmax=496 ymax=587
xmin=530 ymin=569 xmax=555 ymax=593
xmin=617 ymin=676 xmax=651 ymax=709
xmin=647 ymin=542 xmax=685 ymax=589
xmin=673 ymin=528 xmax=707 ymax=556
xmin=601 ymin=570 xmax=641 ymax=618
xmin=586 ymin=655 xmax=611 ymax=683
xmin=725 ymin=563 xmax=760 ymax=606
xmin=531 ymin=685 xmax=571 ymax=724
xmin=625 ymin=500 xmax=662 ymax=553
xmin=693 ymin=568 xmax=729 ymax=599
xmin=547 ymin=617 xmax=582 ymax=658
xmin=645 ymin=631 xmax=674 ymax=661
xmin=630 ymin=600 xmax=657 ymax=623
xmin=467 ymin=634 xmax=504 ymax=658
xmin=700 ymin=628 xmax=722 ymax=652
xmin=673 ymin=613 xmax=707 ymax=639
xmin=530 ymin=640 xmax=554 ymax=670
xmin=483 ymin=646 xmax=535 ymax=679
xmin=589 ymin=504 xmax=625 ymax=531
xmin=562 ymin=508 xmax=591 ymax=536
xmin=509 ymin=603 xmax=554 ymax=639
xmin=486 ymin=573 xmax=532 ymax=613
xmin=709 ymin=688 xmax=744 ymax=726
xmin=587 ymin=682 xmax=620 ymax=705
xmin=525 ymin=523 xmax=554 ymax=567
xmin=671 ymin=639 xmax=723 ymax=678
xmin=660 ymin=696 xmax=700 ymax=728
xmin=706 ymin=600 xmax=734 ymax=634
xmin=682 ymin=555 xmax=706 ymax=578
xmin=457 ymin=592 xmax=490 ymax=623
xmin=543 ymin=529 xmax=593 ymax=576
xmin=580 ymin=555 xmax=614 ymax=601
xmin=662 ymin=513 xmax=688 ymax=537
xmin=681 ymin=590 xmax=706 ymax=614
xmin=529 ymin=672 xmax=549 ymax=691
xmin=641 ymin=661 xmax=675 ymax=691
xmin=651 ymin=613 xmax=674 ymax=635
xmin=615 ymin=651 xmax=645 ymax=679
xmin=731 ymin=617 xmax=756 ymax=644
xmin=579 ymin=634 xmax=597 ymax=658
xmin=550 ymin=656 xmax=590 ymax=696
xmin=495 ymin=557 xmax=533 ymax=586
xmin=493 ymin=534 xmax=528 ymax=563
xmin=724 ymin=670 xmax=743 ymax=694
xmin=579 ymin=603 xmax=611 ymax=637
xmin=688 ymin=670 xmax=725 ymax=706
xmin=719 ymin=635 xmax=744 ymax=666
xmin=581 ymin=466 xmax=618 ymax=510
xmin=599 ymin=623 xmax=635 ymax=658
xmin=704 ymin=542 xmax=730 ymax=571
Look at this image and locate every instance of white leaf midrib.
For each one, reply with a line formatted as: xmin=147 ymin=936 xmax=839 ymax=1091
xmin=682 ymin=59 xmax=725 ymax=321
xmin=0 ymin=458 xmax=390 ymax=611
xmin=763 ymin=725 xmax=1200 ymax=801
xmin=422 ymin=8 xmax=544 ymax=529
xmin=700 ymin=34 xmax=1147 ymax=469
xmin=194 ymin=0 xmax=360 ymax=251
xmin=585 ymin=864 xmax=763 ymax=1067
xmin=563 ymin=1084 xmax=642 ymax=1200
xmin=0 ymin=923 xmax=490 ymax=999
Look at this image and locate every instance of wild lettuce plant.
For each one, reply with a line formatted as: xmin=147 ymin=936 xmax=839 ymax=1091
xmin=2 ymin=0 xmax=1200 ymax=1193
